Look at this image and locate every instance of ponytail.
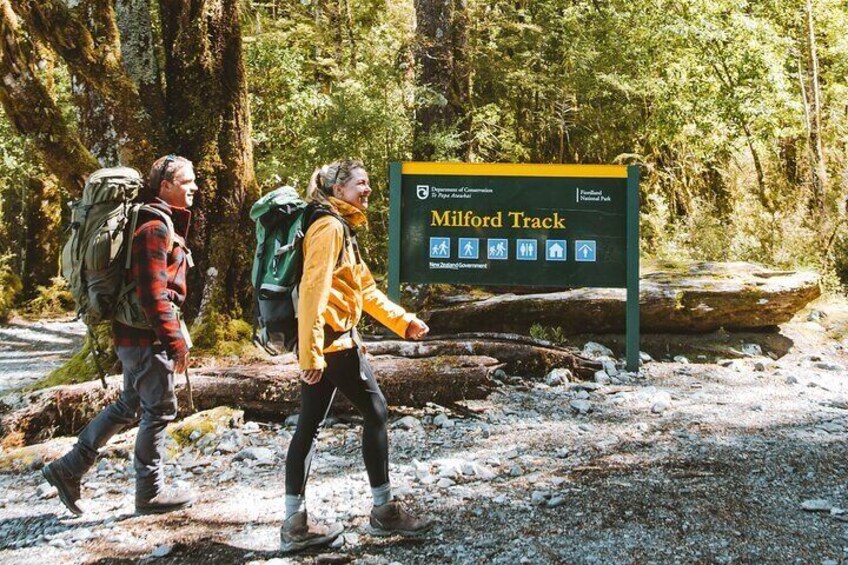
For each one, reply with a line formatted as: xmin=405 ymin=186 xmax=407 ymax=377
xmin=307 ymin=159 xmax=365 ymax=206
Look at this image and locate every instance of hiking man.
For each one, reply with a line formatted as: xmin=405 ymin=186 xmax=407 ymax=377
xmin=42 ymin=155 xmax=198 ymax=516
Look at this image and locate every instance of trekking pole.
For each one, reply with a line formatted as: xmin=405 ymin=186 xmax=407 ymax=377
xmin=184 ymin=366 xmax=195 ymax=413
xmin=87 ymin=327 xmax=108 ymax=390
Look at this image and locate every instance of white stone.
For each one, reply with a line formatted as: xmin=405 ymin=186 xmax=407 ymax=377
xmin=594 ymin=371 xmax=610 ymax=385
xmin=547 ymin=496 xmax=566 ymax=508
xmin=234 ymin=447 xmax=275 ymax=464
xmin=433 ymin=413 xmax=453 ymax=428
xmin=545 ymin=368 xmax=572 ymax=387
xmin=801 ymin=499 xmax=832 ymax=512
xmin=582 ymin=342 xmax=614 ymax=358
xmin=570 ymin=400 xmax=591 ymax=415
xmin=37 ymin=483 xmax=57 ymax=499
xmin=393 ymin=416 xmax=422 ymax=430
xmin=531 ymin=491 xmax=548 ymax=505
xmin=151 ymin=544 xmax=173 ymax=558
xmin=741 ymin=343 xmax=762 ymax=357
xmin=601 ymin=359 xmax=618 ymax=377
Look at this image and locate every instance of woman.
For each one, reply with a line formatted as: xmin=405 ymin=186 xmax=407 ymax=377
xmin=281 ymin=159 xmax=434 ymax=553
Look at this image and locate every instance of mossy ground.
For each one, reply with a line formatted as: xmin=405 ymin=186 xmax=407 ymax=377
xmin=167 ymin=407 xmax=244 ymax=447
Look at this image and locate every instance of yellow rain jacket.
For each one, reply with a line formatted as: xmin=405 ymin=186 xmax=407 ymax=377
xmin=297 ymin=197 xmax=415 ymax=370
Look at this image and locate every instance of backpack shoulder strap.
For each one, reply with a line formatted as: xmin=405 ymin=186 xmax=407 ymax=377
xmin=304 ymin=204 xmax=357 ymax=266
xmin=124 ymin=205 xmax=177 ymax=270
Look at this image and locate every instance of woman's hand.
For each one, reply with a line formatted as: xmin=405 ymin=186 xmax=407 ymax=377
xmin=405 ymin=318 xmax=430 ymax=340
xmin=300 ymin=369 xmax=324 ymax=385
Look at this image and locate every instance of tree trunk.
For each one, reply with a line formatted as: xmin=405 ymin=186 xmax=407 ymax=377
xmin=20 ymin=176 xmax=62 ymax=294
xmin=422 ymin=263 xmax=821 ymax=335
xmin=804 ymin=0 xmax=827 ymax=211
xmin=366 ymin=334 xmax=601 ymax=379
xmin=413 ymin=0 xmax=471 ymax=160
xmin=160 ymin=0 xmax=259 ymax=317
xmin=742 ymin=123 xmax=771 ymax=212
xmin=1 ymin=354 xmax=501 ymax=446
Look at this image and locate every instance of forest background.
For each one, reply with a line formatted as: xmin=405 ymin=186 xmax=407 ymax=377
xmin=0 ymin=0 xmax=846 ymax=344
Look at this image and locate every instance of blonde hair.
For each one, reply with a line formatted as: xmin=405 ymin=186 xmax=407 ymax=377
xmin=307 ymin=159 xmax=365 ymax=205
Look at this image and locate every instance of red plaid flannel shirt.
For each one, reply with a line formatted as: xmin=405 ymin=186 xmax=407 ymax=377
xmin=113 ymin=200 xmax=191 ymax=359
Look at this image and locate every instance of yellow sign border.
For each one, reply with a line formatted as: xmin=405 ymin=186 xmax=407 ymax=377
xmin=401 ymin=162 xmax=628 ymax=178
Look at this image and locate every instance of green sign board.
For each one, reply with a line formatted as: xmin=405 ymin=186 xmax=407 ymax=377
xmin=387 ymin=162 xmax=640 ymax=370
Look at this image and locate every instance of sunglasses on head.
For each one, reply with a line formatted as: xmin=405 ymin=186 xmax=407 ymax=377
xmin=158 ymin=154 xmax=177 ymax=191
xmin=331 ymin=158 xmax=358 ymax=187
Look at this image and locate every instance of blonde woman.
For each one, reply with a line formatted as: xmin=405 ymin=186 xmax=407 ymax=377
xmin=281 ymin=159 xmax=433 ymax=552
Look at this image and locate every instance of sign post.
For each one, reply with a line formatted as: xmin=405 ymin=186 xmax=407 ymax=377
xmin=387 ymin=162 xmax=640 ymax=371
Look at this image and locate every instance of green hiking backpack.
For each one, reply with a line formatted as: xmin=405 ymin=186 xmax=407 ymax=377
xmin=250 ymin=187 xmax=352 ymax=355
xmin=61 ymin=167 xmax=177 ymax=329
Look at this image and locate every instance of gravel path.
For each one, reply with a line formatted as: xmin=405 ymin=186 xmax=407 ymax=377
xmin=0 ymin=317 xmax=86 ymax=394
xmin=1 ymin=306 xmax=848 ymax=564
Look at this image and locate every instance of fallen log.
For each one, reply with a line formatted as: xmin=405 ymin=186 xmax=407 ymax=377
xmin=365 ymin=333 xmax=602 ymax=379
xmin=1 ymin=354 xmax=500 ymax=447
xmin=423 ymin=262 xmax=821 ymax=335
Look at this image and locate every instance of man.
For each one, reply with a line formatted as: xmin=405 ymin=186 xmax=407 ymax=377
xmin=42 ymin=155 xmax=198 ymax=515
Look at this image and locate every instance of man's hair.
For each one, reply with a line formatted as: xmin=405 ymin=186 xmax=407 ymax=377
xmin=149 ymin=154 xmax=193 ymax=196
xmin=307 ymin=158 xmax=365 ymax=205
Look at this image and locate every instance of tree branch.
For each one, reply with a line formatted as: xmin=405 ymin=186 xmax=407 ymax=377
xmin=0 ymin=0 xmax=97 ymax=196
xmin=9 ymin=0 xmax=164 ymax=168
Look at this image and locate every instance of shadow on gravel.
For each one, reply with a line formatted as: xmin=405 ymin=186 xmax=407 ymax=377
xmin=84 ymin=537 xmax=430 ymax=564
xmin=0 ymin=511 xmax=135 ymax=551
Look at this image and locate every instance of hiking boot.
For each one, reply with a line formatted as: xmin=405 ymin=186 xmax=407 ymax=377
xmin=41 ymin=461 xmax=83 ymax=516
xmin=367 ymin=501 xmax=434 ymax=537
xmin=280 ymin=511 xmax=343 ymax=553
xmin=135 ymin=487 xmax=195 ymax=515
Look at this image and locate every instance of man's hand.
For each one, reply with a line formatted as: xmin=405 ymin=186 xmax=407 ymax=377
xmin=174 ymin=351 xmax=189 ymax=375
xmin=405 ymin=318 xmax=430 ymax=340
xmin=301 ymin=369 xmax=323 ymax=385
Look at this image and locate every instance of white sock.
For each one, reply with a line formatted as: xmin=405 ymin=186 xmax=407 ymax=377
xmin=285 ymin=494 xmax=306 ymax=519
xmin=371 ymin=482 xmax=393 ymax=507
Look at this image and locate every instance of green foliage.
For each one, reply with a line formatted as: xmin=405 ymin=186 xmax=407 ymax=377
xmin=5 ymin=0 xmax=848 ymax=308
xmin=245 ymin=1 xmax=415 ymax=274
xmin=23 ymin=276 xmax=74 ymax=319
xmin=0 ymin=253 xmax=22 ymax=322
xmin=529 ymin=323 xmax=566 ymax=345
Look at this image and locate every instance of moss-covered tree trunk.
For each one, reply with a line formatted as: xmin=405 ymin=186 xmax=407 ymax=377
xmin=20 ymin=176 xmax=63 ymax=295
xmin=0 ymin=0 xmax=260 ymax=383
xmin=160 ymin=0 xmax=259 ymax=317
xmin=413 ymin=0 xmax=471 ymax=160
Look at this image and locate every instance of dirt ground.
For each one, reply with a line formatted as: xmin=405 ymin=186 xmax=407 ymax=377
xmin=1 ymin=298 xmax=848 ymax=564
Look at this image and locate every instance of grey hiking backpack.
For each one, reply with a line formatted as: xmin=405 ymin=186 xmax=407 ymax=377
xmin=61 ymin=167 xmax=177 ymax=328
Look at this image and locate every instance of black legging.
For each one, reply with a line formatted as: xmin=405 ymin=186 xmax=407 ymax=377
xmin=285 ymin=347 xmax=389 ymax=495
